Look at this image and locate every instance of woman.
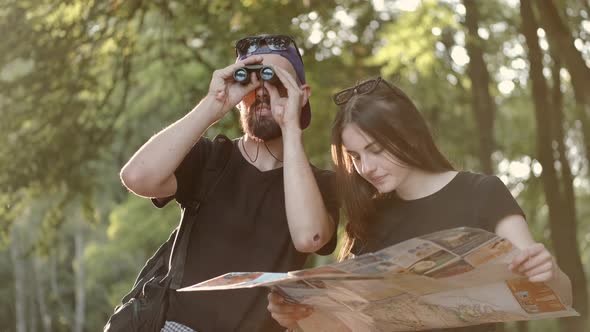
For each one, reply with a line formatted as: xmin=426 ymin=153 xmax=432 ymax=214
xmin=267 ymin=77 xmax=573 ymax=331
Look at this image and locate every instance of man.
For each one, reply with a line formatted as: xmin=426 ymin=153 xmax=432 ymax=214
xmin=120 ymin=34 xmax=339 ymax=331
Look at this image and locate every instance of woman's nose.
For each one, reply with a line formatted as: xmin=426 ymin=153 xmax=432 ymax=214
xmin=361 ymin=157 xmax=376 ymax=176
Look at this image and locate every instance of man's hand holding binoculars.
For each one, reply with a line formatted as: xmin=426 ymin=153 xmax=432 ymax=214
xmin=206 ymin=56 xmax=305 ymax=134
xmin=265 ymin=65 xmax=306 ymax=133
xmin=207 ymin=56 xmax=263 ymax=121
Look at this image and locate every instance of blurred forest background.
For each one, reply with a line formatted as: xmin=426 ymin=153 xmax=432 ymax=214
xmin=1 ymin=0 xmax=589 ymax=331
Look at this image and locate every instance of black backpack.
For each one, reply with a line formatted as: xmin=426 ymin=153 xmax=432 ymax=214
xmin=104 ymin=134 xmax=234 ymax=332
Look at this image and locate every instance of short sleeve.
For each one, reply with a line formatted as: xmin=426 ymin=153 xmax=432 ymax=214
xmin=151 ymin=137 xmax=214 ymax=208
xmin=312 ymin=168 xmax=341 ymax=256
xmin=476 ymin=175 xmax=526 ymax=232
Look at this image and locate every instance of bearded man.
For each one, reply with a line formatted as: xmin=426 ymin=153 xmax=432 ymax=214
xmin=119 ymin=34 xmax=339 ymax=332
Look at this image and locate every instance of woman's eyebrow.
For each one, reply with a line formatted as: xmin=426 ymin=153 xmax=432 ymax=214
xmin=345 ymin=141 xmax=378 ymax=154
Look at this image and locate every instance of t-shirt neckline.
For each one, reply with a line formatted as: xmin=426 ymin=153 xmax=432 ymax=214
xmin=394 ymin=171 xmax=464 ymax=204
xmin=233 ymin=139 xmax=284 ymax=175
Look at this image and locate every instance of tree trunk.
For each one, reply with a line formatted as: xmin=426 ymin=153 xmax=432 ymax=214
xmin=10 ymin=228 xmax=27 ymax=332
xmin=462 ymin=0 xmax=495 ymax=174
xmin=536 ymin=0 xmax=590 ymax=94
xmin=536 ymin=0 xmax=590 ymax=161
xmin=49 ymin=250 xmax=66 ymax=317
xmin=74 ymin=226 xmax=86 ymax=332
xmin=520 ymin=1 xmax=588 ymax=331
xmin=516 ymin=320 xmax=528 ymax=332
xmin=29 ymin=285 xmax=38 ymax=332
xmin=34 ymin=256 xmax=53 ymax=332
xmin=550 ymin=52 xmax=578 ymax=233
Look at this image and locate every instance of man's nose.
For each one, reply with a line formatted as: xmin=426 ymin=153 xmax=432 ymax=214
xmin=255 ymin=85 xmax=269 ymax=98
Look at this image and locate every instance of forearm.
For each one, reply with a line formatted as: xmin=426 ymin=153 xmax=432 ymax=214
xmin=282 ymin=129 xmax=335 ymax=253
xmin=120 ymin=96 xmax=221 ymax=196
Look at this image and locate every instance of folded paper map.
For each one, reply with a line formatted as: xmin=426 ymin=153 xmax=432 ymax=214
xmin=179 ymin=227 xmax=578 ymax=331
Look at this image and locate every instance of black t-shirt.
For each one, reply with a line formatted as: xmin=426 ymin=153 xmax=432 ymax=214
xmin=352 ymin=171 xmax=524 ymax=332
xmin=156 ymin=137 xmax=340 ymax=332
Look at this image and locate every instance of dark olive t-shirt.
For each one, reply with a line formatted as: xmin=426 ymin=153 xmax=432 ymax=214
xmin=157 ymin=137 xmax=340 ymax=331
xmin=352 ymin=171 xmax=525 ymax=332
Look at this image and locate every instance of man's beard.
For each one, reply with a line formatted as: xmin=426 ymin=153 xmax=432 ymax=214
xmin=240 ymin=98 xmax=282 ymax=142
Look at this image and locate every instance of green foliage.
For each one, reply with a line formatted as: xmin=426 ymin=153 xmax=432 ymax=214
xmin=86 ymin=193 xmax=178 ymax=309
xmin=371 ymin=0 xmax=480 ymax=170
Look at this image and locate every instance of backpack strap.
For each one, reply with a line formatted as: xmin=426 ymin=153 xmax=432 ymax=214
xmin=122 ymin=229 xmax=177 ymax=302
xmin=167 ymin=134 xmax=234 ymax=289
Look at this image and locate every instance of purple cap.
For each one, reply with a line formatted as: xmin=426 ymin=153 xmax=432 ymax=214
xmin=237 ymin=47 xmax=311 ymax=129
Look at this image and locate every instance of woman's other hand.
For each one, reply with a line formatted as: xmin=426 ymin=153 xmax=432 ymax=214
xmin=267 ymin=291 xmax=313 ymax=330
xmin=509 ymin=242 xmax=556 ymax=282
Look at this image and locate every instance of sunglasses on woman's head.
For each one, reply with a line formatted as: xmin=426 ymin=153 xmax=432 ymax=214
xmin=235 ymin=35 xmax=302 ymax=60
xmin=333 ymin=77 xmax=396 ymax=105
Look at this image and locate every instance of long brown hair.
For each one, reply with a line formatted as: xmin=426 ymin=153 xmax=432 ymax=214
xmin=332 ymin=78 xmax=454 ymax=260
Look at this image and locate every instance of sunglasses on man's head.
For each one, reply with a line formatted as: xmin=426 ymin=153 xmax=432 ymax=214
xmin=333 ymin=77 xmax=398 ymax=105
xmin=235 ymin=35 xmax=302 ymax=59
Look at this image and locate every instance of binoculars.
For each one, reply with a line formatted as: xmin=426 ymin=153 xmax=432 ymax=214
xmin=233 ymin=65 xmax=281 ymax=86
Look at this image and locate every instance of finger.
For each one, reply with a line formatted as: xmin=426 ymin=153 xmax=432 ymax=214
xmin=265 ymin=83 xmax=288 ymax=122
xmin=265 ymin=82 xmax=281 ymax=103
xmin=519 ymin=251 xmax=552 ymax=273
xmin=529 ymin=270 xmax=553 ymax=283
xmin=268 ymin=301 xmax=311 ymax=314
xmin=524 ymin=261 xmax=553 ymax=278
xmin=242 ymin=72 xmax=261 ymax=94
xmin=272 ymin=308 xmax=313 ymax=320
xmin=270 ymin=314 xmax=300 ymax=329
xmin=268 ymin=290 xmax=300 ymax=304
xmin=241 ymin=55 xmax=264 ymax=66
xmin=273 ymin=66 xmax=305 ymax=108
xmin=509 ymin=252 xmax=529 ymax=272
xmin=509 ymin=244 xmax=546 ymax=271
xmin=217 ymin=56 xmax=264 ymax=79
xmin=526 ymin=243 xmax=546 ymax=256
xmin=271 ymin=308 xmax=313 ymax=321
xmin=272 ymin=65 xmax=300 ymax=91
xmin=509 ymin=248 xmax=534 ymax=271
xmin=268 ymin=291 xmax=285 ymax=303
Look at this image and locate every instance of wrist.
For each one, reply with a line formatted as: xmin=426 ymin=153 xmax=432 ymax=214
xmin=281 ymin=124 xmax=303 ymax=138
xmin=282 ymin=129 xmax=303 ymax=146
xmin=552 ymin=263 xmax=563 ymax=283
xmin=197 ymin=94 xmax=228 ymax=123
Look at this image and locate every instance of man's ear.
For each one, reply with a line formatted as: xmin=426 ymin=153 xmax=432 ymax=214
xmin=301 ymin=84 xmax=311 ymax=105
